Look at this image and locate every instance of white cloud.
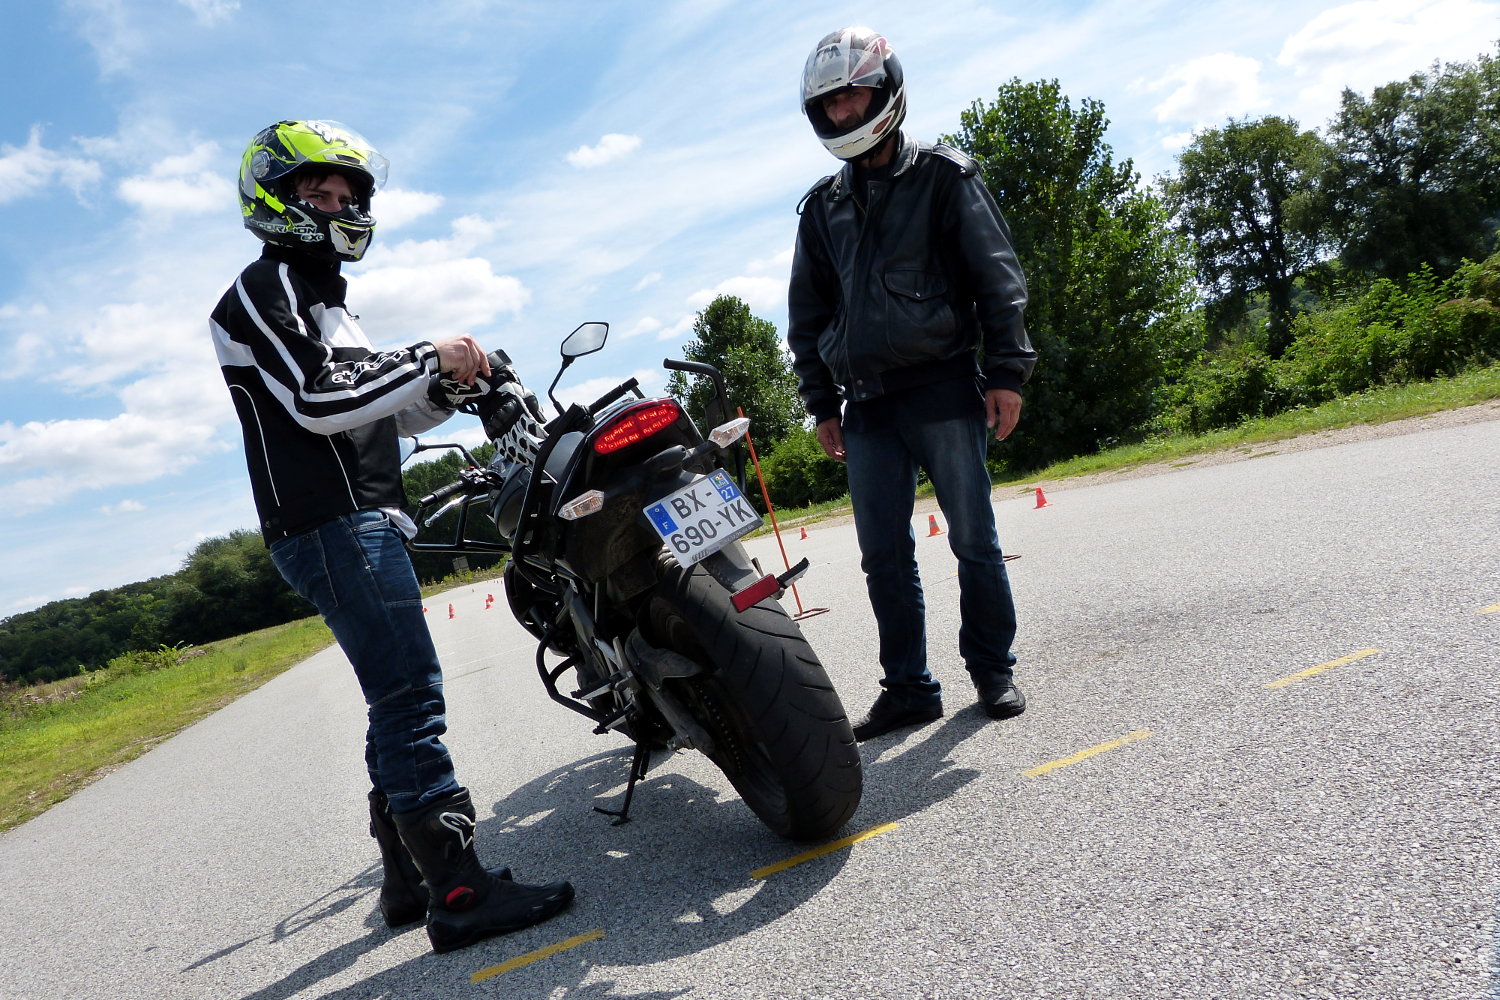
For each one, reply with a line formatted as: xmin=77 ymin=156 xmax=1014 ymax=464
xmin=1277 ymin=0 xmax=1500 ymax=113
xmin=64 ymin=0 xmax=141 ymax=75
xmin=625 ymin=316 xmax=663 ymax=337
xmin=0 ymin=127 xmax=103 ymax=204
xmin=655 ymin=313 xmax=697 ymax=341
xmin=69 ymin=300 xmax=214 ymax=387
xmin=747 ymin=247 xmax=795 ymax=273
xmin=1150 ymin=54 xmax=1267 ymax=124
xmin=556 ymin=369 xmax=662 ymax=407
xmin=348 ymin=257 xmax=530 ymax=343
xmin=633 ymin=272 xmax=662 ymax=291
xmin=685 ymin=275 xmax=786 ymax=314
xmin=177 ymin=0 xmax=238 ymax=24
xmin=566 ymin=133 xmax=643 ymax=168
xmin=117 ymin=142 xmax=226 ymax=216
xmin=375 ymin=188 xmax=444 ymax=231
xmin=1160 ymin=131 xmax=1197 ymax=153
xmin=0 ymin=409 xmax=221 ymax=515
xmin=99 ymin=499 xmax=146 ymax=515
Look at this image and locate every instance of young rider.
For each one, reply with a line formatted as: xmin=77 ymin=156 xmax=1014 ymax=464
xmin=209 ymin=119 xmax=573 ymax=953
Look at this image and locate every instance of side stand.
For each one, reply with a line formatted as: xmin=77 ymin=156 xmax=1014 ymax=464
xmin=593 ymin=740 xmax=652 ymax=826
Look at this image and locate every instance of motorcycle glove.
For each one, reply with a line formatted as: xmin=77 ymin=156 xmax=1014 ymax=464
xmin=427 ymin=371 xmax=496 ymax=412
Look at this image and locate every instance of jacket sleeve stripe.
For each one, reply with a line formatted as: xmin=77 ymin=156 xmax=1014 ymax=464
xmin=232 ymin=264 xmax=432 ymax=434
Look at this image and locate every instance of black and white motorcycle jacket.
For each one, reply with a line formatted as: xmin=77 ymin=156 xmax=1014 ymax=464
xmin=209 ymin=244 xmax=454 ymax=544
xmin=787 ymin=134 xmax=1037 ymax=425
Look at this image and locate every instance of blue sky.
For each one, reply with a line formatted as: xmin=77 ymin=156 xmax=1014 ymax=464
xmin=2 ymin=0 xmax=1496 ymax=619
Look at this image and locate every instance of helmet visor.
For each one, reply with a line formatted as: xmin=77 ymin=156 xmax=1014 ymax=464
xmin=246 ymin=120 xmax=389 ymax=195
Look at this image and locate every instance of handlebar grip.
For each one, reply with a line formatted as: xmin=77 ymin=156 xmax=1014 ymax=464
xmin=663 ymin=359 xmax=720 ymax=378
xmin=418 ymin=477 xmax=471 ymax=508
xmin=587 ymin=378 xmax=640 ymax=414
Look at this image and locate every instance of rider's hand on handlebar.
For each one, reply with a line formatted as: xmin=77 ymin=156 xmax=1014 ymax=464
xmin=433 ymin=335 xmax=492 ymax=385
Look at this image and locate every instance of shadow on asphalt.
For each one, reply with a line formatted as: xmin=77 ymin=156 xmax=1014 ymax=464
xmin=196 ymin=709 xmax=988 ymax=999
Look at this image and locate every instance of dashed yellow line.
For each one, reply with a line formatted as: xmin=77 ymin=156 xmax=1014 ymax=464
xmin=1265 ymin=648 xmax=1381 ymax=690
xmin=750 ymin=822 xmax=898 ymax=879
xmin=1022 ymin=730 xmax=1152 ymax=777
xmin=470 ymin=929 xmax=605 ymax=983
xmin=1478 ymin=603 xmax=1500 ymax=615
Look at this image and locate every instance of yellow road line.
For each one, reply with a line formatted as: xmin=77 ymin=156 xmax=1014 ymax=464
xmin=1022 ymin=730 xmax=1152 ymax=778
xmin=470 ymin=929 xmax=605 ymax=983
xmin=1478 ymin=603 xmax=1500 ymax=615
xmin=750 ymin=821 xmax=899 ymax=879
xmin=1264 ymin=648 xmax=1382 ymax=690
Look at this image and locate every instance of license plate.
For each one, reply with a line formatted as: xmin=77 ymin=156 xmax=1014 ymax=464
xmin=644 ymin=470 xmax=763 ymax=567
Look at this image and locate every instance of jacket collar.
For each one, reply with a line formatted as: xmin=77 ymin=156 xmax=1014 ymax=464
xmin=828 ymin=132 xmax=917 ymax=201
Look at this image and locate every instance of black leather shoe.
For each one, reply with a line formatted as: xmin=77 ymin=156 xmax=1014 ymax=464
xmin=851 ymin=692 xmax=943 ymax=741
xmin=974 ymin=676 xmax=1026 ymax=720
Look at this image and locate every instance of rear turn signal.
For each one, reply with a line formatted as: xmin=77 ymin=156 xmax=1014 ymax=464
xmin=593 ymin=400 xmax=681 ymax=454
xmin=558 ymin=490 xmax=606 ymax=520
xmin=708 ymin=416 xmax=750 ymax=448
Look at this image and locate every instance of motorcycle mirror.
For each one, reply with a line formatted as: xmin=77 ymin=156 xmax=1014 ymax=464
xmin=549 ymin=322 xmax=610 ymax=415
xmin=399 ymin=437 xmax=418 ymax=465
xmin=561 ymin=322 xmax=608 ymax=359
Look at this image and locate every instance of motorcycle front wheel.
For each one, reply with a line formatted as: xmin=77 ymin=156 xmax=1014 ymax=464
xmin=645 ymin=562 xmax=862 ymax=841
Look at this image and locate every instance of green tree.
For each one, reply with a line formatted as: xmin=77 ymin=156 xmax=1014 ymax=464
xmin=1163 ymin=116 xmax=1332 ymax=357
xmin=947 ymin=79 xmax=1202 ymax=468
xmin=171 ymin=530 xmax=307 ymax=643
xmin=399 ymin=442 xmax=505 ymax=583
xmin=1326 ymin=51 xmax=1500 ymax=282
xmin=666 ymin=296 xmax=804 ymax=453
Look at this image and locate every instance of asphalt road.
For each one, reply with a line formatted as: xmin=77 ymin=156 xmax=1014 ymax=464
xmin=2 ymin=417 xmax=1497 ymax=1000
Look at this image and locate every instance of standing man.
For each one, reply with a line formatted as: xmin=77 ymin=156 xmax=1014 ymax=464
xmin=787 ymin=29 xmax=1038 ymax=740
xmin=209 ymin=119 xmax=573 ymax=953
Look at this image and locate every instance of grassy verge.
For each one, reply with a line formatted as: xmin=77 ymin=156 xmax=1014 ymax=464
xmin=0 ymin=617 xmax=333 ymax=833
xmin=4 ymin=364 xmax=1497 ymax=834
xmin=1012 ymin=363 xmax=1500 ymax=485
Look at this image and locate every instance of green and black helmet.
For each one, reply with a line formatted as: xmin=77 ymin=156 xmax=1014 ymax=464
xmin=238 ymin=120 xmax=389 ymax=261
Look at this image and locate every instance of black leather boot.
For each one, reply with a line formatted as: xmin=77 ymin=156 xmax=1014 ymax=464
xmin=392 ymin=788 xmax=574 ymax=953
xmin=368 ymin=791 xmax=426 ymax=927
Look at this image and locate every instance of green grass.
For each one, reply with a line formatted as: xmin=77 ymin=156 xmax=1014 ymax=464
xmin=0 ymin=618 xmax=333 ymax=833
xmin=1008 ymin=362 xmax=1500 ymax=486
xmin=4 ymin=364 xmax=1497 ymax=834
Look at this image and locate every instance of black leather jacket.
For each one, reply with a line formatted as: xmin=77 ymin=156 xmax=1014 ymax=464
xmin=787 ymin=134 xmax=1036 ymax=424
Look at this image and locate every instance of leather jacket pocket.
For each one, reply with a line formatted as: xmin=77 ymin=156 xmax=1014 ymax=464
xmin=883 ymin=268 xmax=956 ymax=362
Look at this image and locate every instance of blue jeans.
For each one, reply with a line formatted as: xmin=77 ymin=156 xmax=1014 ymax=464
xmin=843 ymin=409 xmax=1018 ymax=708
xmin=270 ymin=511 xmax=461 ymax=813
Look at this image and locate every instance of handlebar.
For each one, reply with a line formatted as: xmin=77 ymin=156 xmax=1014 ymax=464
xmin=663 ymin=359 xmax=727 ymax=403
xmin=417 ymin=477 xmax=472 ymax=508
xmin=586 ymin=377 xmax=640 ymax=415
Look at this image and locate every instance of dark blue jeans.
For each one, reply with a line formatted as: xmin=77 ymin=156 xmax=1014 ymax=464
xmin=270 ymin=511 xmax=461 ymax=813
xmin=843 ymin=409 xmax=1018 ymax=708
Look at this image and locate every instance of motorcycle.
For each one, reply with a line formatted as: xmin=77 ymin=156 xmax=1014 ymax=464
xmin=405 ymin=322 xmax=862 ymax=841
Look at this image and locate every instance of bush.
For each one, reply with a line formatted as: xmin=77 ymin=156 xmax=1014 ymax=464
xmin=1162 ymin=250 xmax=1500 ymax=433
xmin=1162 ymin=344 xmax=1286 ymax=434
xmin=757 ymin=427 xmax=848 ymax=510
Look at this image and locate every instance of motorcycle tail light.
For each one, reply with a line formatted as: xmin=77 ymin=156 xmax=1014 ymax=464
xmin=593 ymin=400 xmax=681 ymax=454
xmin=558 ymin=490 xmax=606 ymax=520
xmin=708 ymin=416 xmax=750 ymax=448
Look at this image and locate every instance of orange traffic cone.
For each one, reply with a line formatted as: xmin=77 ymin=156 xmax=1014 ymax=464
xmin=1034 ymin=488 xmax=1050 ymax=509
xmin=448 ymin=603 xmax=455 ymax=619
xmin=927 ymin=514 xmax=943 ymax=536
xmin=800 ymin=526 xmax=808 ymax=540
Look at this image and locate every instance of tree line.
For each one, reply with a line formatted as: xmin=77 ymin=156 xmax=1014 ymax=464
xmin=6 ymin=48 xmax=1498 ymax=687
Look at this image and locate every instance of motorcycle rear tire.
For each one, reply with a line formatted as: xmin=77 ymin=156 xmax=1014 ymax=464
xmin=646 ymin=563 xmax=862 ymax=841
